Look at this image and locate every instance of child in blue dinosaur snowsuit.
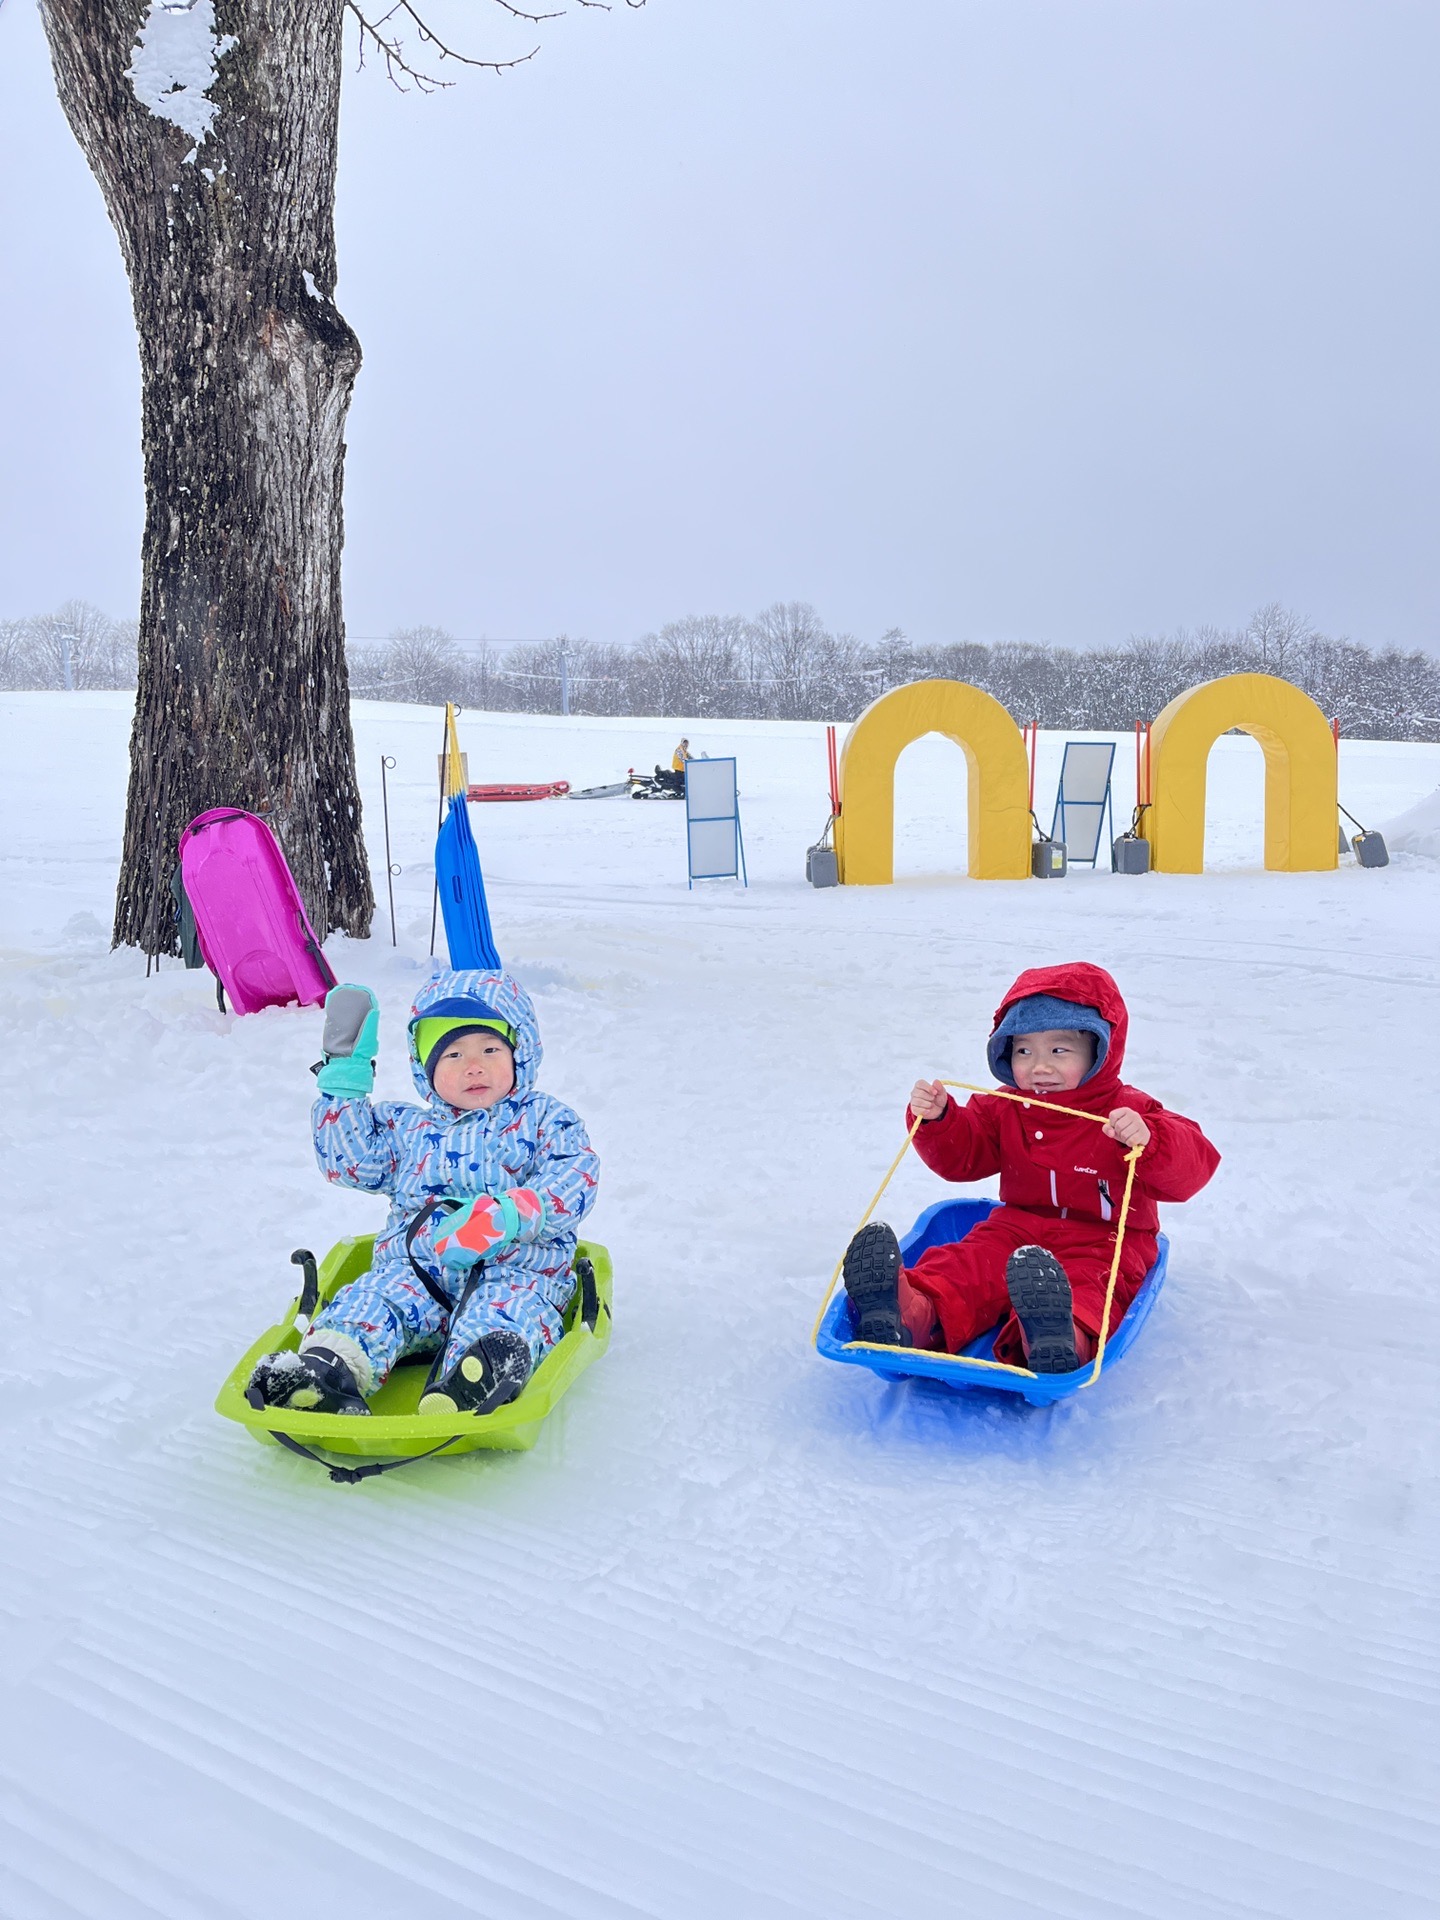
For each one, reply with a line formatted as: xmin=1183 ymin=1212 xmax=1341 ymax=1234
xmin=249 ymin=967 xmax=599 ymax=1418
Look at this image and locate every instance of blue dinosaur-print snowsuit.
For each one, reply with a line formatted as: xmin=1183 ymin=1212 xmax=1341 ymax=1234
xmin=306 ymin=969 xmax=599 ymax=1393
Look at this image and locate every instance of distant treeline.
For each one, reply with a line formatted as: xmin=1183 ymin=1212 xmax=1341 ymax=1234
xmin=0 ymin=602 xmax=139 ymax=691
xmin=349 ymin=602 xmax=1440 ymax=741
xmin=7 ymin=598 xmax=1439 ymax=741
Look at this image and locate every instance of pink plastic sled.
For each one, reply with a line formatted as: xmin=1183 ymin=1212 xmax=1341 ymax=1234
xmin=178 ymin=809 xmax=336 ymax=1014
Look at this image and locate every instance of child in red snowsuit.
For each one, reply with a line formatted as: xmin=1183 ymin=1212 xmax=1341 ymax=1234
xmin=842 ymin=963 xmax=1220 ymax=1372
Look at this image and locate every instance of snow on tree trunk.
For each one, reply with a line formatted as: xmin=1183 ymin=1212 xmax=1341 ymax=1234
xmin=40 ymin=0 xmax=374 ymax=953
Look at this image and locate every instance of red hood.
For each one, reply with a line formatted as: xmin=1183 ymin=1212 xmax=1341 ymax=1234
xmin=991 ymin=962 xmax=1129 ymax=1109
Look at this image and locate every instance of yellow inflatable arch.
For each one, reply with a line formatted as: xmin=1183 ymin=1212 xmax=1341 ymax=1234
xmin=1147 ymin=672 xmax=1337 ymax=874
xmin=834 ymin=679 xmax=1031 ymax=883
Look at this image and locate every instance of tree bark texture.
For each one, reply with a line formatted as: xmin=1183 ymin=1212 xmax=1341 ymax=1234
xmin=40 ymin=0 xmax=374 ymax=953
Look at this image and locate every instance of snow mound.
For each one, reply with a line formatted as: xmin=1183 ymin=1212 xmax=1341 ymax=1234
xmin=1381 ymin=782 xmax=1440 ymax=859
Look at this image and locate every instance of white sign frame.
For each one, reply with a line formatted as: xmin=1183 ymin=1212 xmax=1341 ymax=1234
xmin=1049 ymin=741 xmax=1116 ymax=866
xmin=684 ymin=756 xmax=747 ymax=887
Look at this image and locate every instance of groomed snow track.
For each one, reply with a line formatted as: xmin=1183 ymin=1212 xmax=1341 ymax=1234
xmin=1 ymin=695 xmax=1437 ymax=1918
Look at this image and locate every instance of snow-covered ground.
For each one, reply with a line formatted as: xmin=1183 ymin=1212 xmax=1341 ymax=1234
xmin=2 ymin=691 xmax=1438 ymax=1920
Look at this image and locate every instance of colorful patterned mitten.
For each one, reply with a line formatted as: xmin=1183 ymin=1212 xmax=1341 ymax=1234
xmin=434 ymin=1188 xmax=543 ymax=1268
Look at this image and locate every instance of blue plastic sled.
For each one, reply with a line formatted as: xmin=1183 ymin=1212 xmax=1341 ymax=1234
xmin=816 ymin=1198 xmax=1169 ymax=1406
xmin=435 ymin=790 xmax=502 ymax=969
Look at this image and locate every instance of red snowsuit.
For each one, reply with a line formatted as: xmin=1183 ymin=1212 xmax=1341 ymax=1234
xmin=903 ymin=963 xmax=1220 ymax=1364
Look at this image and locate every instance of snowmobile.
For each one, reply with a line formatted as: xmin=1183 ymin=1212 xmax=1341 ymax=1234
xmin=568 ymin=767 xmax=684 ymax=800
xmin=217 ymin=1234 xmax=613 ymax=1479
xmin=628 ymin=765 xmax=686 ymax=800
xmin=815 ymin=1197 xmax=1168 ymax=1406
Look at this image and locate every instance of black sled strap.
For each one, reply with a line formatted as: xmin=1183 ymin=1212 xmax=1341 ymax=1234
xmin=272 ymin=1426 xmax=462 ymax=1483
xmin=244 ymin=1386 xmax=462 ymax=1484
xmin=405 ymin=1198 xmax=463 ymax=1311
xmin=298 ymin=911 xmax=338 ymax=991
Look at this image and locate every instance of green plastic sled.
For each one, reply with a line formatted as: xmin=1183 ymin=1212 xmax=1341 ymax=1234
xmin=216 ymin=1233 xmax=613 ymax=1465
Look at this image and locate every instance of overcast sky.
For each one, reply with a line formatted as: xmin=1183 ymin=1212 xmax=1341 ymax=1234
xmin=2 ymin=0 xmax=1437 ymax=652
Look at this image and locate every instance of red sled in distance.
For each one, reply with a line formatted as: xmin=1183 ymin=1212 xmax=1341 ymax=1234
xmin=466 ymin=781 xmax=571 ymax=803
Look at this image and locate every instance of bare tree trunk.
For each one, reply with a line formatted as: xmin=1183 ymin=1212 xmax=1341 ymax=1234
xmin=39 ymin=0 xmax=374 ymax=953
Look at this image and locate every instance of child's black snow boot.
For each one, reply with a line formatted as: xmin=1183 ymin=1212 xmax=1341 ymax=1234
xmin=246 ymin=1347 xmax=370 ymax=1416
xmin=1005 ymin=1246 xmax=1081 ymax=1373
xmin=842 ymin=1221 xmax=913 ymax=1346
xmin=419 ymin=1330 xmax=533 ymax=1417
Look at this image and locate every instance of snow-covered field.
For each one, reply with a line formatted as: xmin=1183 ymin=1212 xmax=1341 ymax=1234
xmin=2 ymin=691 xmax=1438 ymax=1920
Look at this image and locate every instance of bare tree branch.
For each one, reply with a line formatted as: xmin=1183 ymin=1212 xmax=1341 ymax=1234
xmin=487 ymin=0 xmax=566 ymax=20
xmin=346 ymin=0 xmax=644 ymax=91
xmin=346 ymin=1 xmax=539 ymax=89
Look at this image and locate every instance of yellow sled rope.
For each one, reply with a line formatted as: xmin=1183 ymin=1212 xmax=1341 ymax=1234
xmin=810 ymin=1081 xmax=1147 ymax=1388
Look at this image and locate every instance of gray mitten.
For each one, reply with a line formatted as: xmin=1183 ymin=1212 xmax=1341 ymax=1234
xmin=313 ymin=984 xmax=381 ymax=1097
